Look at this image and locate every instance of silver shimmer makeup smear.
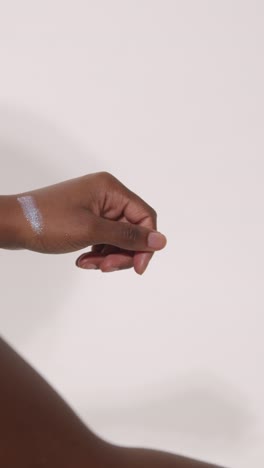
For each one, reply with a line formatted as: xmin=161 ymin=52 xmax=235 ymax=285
xmin=17 ymin=196 xmax=43 ymax=234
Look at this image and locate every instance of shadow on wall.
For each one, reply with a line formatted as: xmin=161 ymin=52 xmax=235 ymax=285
xmin=84 ymin=373 xmax=254 ymax=449
xmin=0 ymin=103 xmax=98 ymax=345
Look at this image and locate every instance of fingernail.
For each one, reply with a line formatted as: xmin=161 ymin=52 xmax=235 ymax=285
xmin=79 ymin=263 xmax=98 ymax=269
xmin=140 ymin=259 xmax=150 ymax=275
xmin=147 ymin=232 xmax=167 ymax=250
xmin=138 ymin=253 xmax=151 ymax=275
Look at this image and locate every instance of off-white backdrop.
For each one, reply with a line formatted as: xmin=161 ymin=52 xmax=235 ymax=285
xmin=0 ymin=2 xmax=263 ymax=467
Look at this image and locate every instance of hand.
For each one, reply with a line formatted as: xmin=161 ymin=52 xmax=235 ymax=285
xmin=15 ymin=172 xmax=167 ymax=274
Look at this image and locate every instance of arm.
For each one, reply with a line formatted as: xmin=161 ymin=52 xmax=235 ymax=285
xmin=0 ymin=173 xmax=224 ymax=467
xmin=0 ymin=195 xmax=23 ymax=250
xmin=0 ymin=336 xmax=224 ymax=468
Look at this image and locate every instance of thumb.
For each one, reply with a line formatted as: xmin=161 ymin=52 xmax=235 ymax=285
xmin=93 ymin=217 xmax=167 ymax=252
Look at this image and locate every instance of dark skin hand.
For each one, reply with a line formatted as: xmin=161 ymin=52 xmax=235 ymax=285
xmin=0 ymin=172 xmax=225 ymax=467
xmin=1 ymin=171 xmax=167 ymax=274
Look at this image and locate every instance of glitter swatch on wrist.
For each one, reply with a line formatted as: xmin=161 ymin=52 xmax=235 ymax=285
xmin=17 ymin=195 xmax=43 ymax=234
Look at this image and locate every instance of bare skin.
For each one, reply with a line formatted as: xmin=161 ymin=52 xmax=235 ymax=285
xmin=0 ymin=172 xmax=225 ymax=467
xmin=0 ymin=337 xmax=224 ymax=468
xmin=0 ymin=171 xmax=166 ymax=274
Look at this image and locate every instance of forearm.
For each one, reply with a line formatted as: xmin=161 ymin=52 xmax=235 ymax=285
xmin=0 ymin=336 xmax=225 ymax=468
xmin=0 ymin=195 xmax=24 ymax=249
xmin=0 ymin=336 xmax=107 ymax=467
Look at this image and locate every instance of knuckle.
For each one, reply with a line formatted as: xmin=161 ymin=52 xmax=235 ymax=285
xmin=147 ymin=205 xmax=157 ymax=222
xmin=123 ymin=225 xmax=138 ymax=243
xmin=97 ymin=172 xmax=118 ymax=191
xmin=144 ymin=202 xmax=157 ymax=220
xmin=99 ymin=171 xmax=113 ymax=181
xmin=151 ymin=207 xmax=157 ymax=219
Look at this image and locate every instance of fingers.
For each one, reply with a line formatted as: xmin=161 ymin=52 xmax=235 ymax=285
xmin=76 ymin=249 xmax=134 ymax=272
xmin=97 ymin=172 xmax=157 ymax=228
xmin=76 ymin=249 xmax=155 ymax=275
xmin=133 ymin=251 xmax=154 ymax=275
xmin=121 ymin=191 xmax=158 ymax=274
xmin=126 ymin=201 xmax=156 ymax=275
xmin=80 ymin=173 xmax=167 ymax=274
xmin=80 ymin=199 xmax=166 ymax=274
xmin=76 ymin=246 xmax=153 ymax=274
xmin=93 ymin=217 xmax=167 ymax=253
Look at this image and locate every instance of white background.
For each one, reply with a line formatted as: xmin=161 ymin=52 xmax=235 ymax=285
xmin=0 ymin=2 xmax=263 ymax=467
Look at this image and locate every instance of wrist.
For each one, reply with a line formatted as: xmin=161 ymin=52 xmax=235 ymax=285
xmin=0 ymin=195 xmax=25 ymax=249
